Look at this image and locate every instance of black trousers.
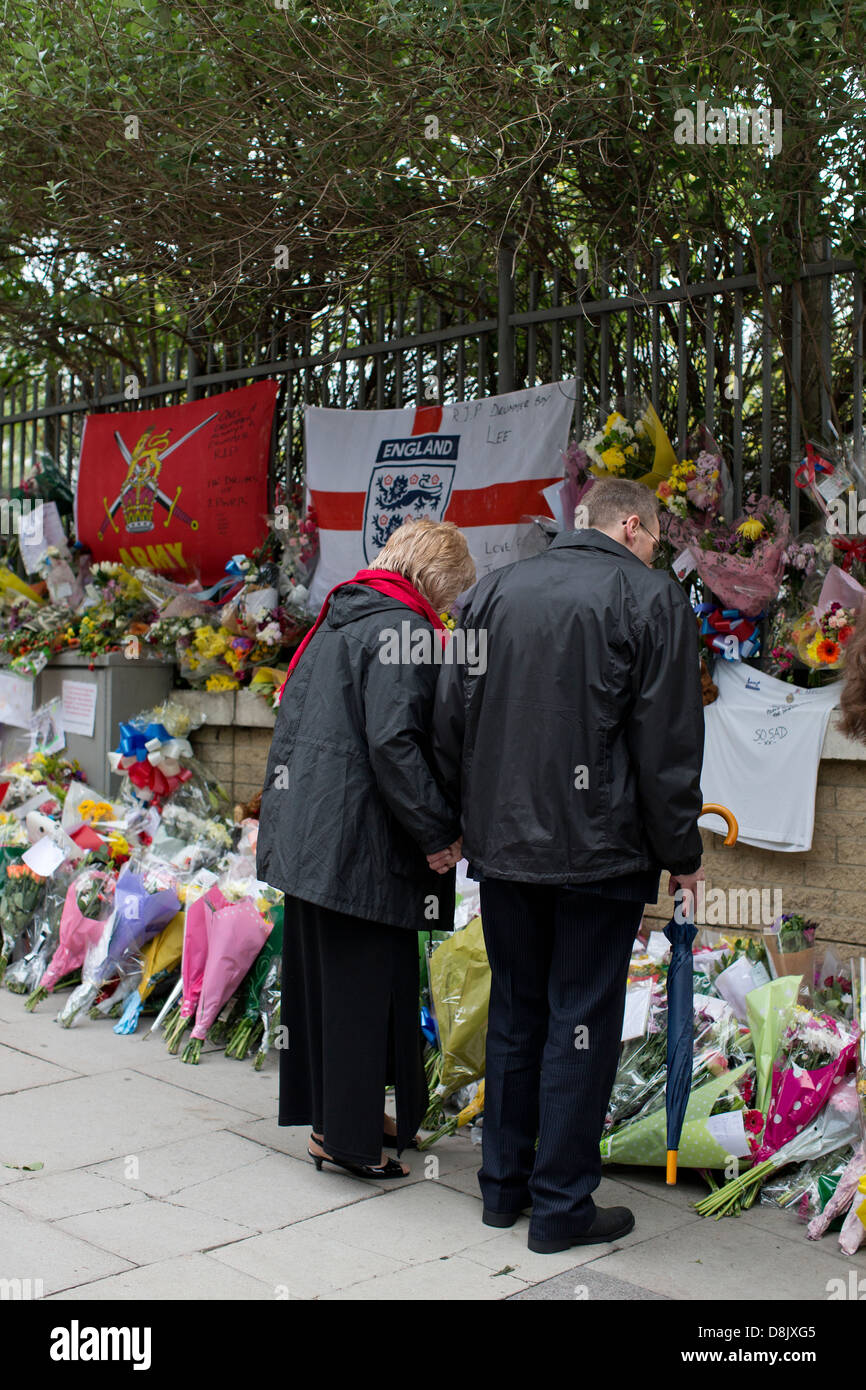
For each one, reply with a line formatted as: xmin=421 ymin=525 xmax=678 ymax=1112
xmin=278 ymin=894 xmax=427 ymax=1166
xmin=478 ymin=880 xmax=641 ymax=1242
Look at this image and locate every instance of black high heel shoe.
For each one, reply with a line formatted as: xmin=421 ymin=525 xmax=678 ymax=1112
xmin=307 ymin=1146 xmax=410 ymax=1180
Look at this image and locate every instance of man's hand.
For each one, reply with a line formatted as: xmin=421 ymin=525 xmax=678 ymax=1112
xmin=667 ymin=866 xmax=705 ymax=918
xmin=427 ymin=838 xmax=463 ymax=874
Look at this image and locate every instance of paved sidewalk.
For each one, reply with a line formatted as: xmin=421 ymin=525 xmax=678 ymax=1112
xmin=0 ymin=986 xmax=862 ymax=1301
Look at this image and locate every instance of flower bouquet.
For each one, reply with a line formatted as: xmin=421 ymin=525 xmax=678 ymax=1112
xmin=656 ymin=425 xmax=730 ymax=549
xmin=762 ymin=912 xmax=818 ymax=1004
xmin=0 ymin=859 xmax=48 ymax=982
xmin=779 ymin=564 xmax=865 ymax=681
xmin=418 ymin=1080 xmax=485 ymax=1149
xmin=3 ymin=863 xmax=76 ymax=994
xmin=251 ymin=960 xmax=283 ymax=1070
xmin=249 ymin=665 xmax=290 ymax=710
xmin=759 ymin=1144 xmax=855 ymax=1217
xmin=602 ymin=1060 xmax=758 ymax=1170
xmin=181 ymin=895 xmax=273 ymax=1064
xmin=113 ymin=909 xmax=186 ymax=1034
xmin=811 ymin=949 xmax=854 ymax=1022
xmin=580 ymin=399 xmax=678 ymax=487
xmin=695 ymin=1076 xmax=861 ymax=1218
xmin=154 ymin=803 xmax=234 ymax=873
xmin=276 ymin=490 xmax=319 ymax=591
xmin=56 ymin=862 xmax=181 ymax=1026
xmin=427 ymin=915 xmax=490 ymax=1101
xmin=76 ymin=563 xmax=156 ymax=658
xmin=602 ymin=995 xmax=756 ymax=1169
xmin=752 ymin=1006 xmax=857 ymax=1161
xmin=560 ymin=399 xmax=678 ymax=527
xmin=689 ymin=495 xmax=791 ymax=617
xmin=224 ymin=899 xmax=284 ymax=1060
xmin=26 ymin=866 xmax=115 ymax=1009
xmin=162 ymin=883 xmax=229 ymax=1053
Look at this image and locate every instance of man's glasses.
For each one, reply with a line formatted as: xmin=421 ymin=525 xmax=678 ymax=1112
xmin=622 ymin=518 xmax=661 ymax=555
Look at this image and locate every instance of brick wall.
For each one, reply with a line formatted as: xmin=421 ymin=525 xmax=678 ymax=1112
xmin=191 ymin=724 xmax=273 ymax=808
xmin=643 ymin=759 xmax=866 ymax=961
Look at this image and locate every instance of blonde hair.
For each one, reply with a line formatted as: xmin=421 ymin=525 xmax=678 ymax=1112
xmin=367 ymin=517 xmax=476 ymax=611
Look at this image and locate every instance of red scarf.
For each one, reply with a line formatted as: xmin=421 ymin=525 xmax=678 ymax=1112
xmin=277 ymin=569 xmax=447 ymax=703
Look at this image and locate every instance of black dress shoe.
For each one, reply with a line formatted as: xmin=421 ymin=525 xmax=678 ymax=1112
xmin=527 ymin=1205 xmax=634 ymax=1253
xmin=483 ymin=1206 xmax=530 ymax=1228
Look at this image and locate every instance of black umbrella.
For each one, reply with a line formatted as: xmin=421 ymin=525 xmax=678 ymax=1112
xmin=663 ymin=802 xmax=738 ymax=1184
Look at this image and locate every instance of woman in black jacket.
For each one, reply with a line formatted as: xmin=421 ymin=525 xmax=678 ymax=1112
xmin=257 ymin=518 xmax=475 ymax=1179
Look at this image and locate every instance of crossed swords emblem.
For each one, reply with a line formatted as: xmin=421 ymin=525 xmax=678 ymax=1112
xmin=97 ymin=413 xmax=218 ymax=541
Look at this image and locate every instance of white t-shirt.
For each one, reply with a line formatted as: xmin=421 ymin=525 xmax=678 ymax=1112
xmin=699 ymin=661 xmax=841 ymax=852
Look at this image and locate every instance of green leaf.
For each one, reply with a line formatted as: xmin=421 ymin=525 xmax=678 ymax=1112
xmin=3 ymin=1160 xmax=44 ymax=1170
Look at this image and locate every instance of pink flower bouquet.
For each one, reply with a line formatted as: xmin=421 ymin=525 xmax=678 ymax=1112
xmin=689 ymin=496 xmax=791 ymax=616
xmin=754 ymin=1006 xmax=857 ymax=1161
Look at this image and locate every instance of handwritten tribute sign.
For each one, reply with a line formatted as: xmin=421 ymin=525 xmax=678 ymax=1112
xmin=307 ymin=381 xmax=576 ymax=607
xmin=75 ymin=381 xmax=278 ymax=584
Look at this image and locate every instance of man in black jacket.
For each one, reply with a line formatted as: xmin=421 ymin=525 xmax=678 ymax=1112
xmin=433 ymin=478 xmax=705 ymax=1253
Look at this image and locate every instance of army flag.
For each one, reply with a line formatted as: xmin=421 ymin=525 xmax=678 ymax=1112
xmin=75 ymin=381 xmax=279 ymax=584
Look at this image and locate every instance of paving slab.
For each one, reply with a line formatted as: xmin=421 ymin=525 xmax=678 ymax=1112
xmin=168 ymin=1151 xmax=381 ymax=1231
xmin=227 ymin=1114 xmax=483 ymax=1183
xmin=45 ymin=1252 xmax=275 ymax=1301
xmin=0 ymin=1167 xmax=148 ymax=1220
xmin=0 ymin=1069 xmax=253 ymax=1172
xmin=85 ymin=1129 xmax=278 ymax=1199
xmin=123 ymin=1051 xmax=278 ymax=1120
xmin=508 ymin=1264 xmax=670 ymax=1300
xmin=207 ymin=1217 xmax=407 ymax=1298
xmin=55 ymin=1196 xmax=255 ymax=1266
xmin=0 ymin=996 xmax=137 ymax=1076
xmin=320 ymin=1252 xmax=530 ymax=1300
xmin=0 ymin=1198 xmax=134 ymax=1296
xmin=281 ymin=1178 xmax=515 ymax=1265
xmin=735 ymin=1199 xmax=863 ymax=1264
xmin=452 ymin=1174 xmax=699 ymax=1283
xmin=0 ymin=1041 xmax=80 ymax=1095
xmin=602 ymin=1162 xmax=710 ymax=1211
xmin=580 ymin=1212 xmax=864 ymax=1300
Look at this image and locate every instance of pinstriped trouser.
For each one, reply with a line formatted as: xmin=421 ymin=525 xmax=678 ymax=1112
xmin=478 ymin=880 xmax=642 ymax=1242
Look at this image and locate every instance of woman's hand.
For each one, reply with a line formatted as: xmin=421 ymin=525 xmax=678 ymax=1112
xmin=427 ymin=838 xmax=462 ymax=874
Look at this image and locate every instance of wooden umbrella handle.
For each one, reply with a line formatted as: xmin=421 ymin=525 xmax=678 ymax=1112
xmin=701 ymin=802 xmax=739 ymax=846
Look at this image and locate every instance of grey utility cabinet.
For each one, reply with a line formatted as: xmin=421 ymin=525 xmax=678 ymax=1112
xmin=1 ymin=651 xmax=176 ymax=795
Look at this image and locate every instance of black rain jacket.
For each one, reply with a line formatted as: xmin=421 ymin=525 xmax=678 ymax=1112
xmin=432 ymin=528 xmax=704 ymax=884
xmin=256 ymin=584 xmax=460 ymax=931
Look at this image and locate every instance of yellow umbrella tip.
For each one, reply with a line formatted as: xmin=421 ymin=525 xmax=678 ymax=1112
xmin=666 ymin=1150 xmax=678 ymax=1185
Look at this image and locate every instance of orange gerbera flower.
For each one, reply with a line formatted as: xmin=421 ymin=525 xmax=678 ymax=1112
xmin=816 ymin=638 xmax=841 ymax=664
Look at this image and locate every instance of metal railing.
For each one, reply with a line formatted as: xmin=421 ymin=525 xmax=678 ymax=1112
xmin=1 ymin=239 xmax=862 ymax=527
